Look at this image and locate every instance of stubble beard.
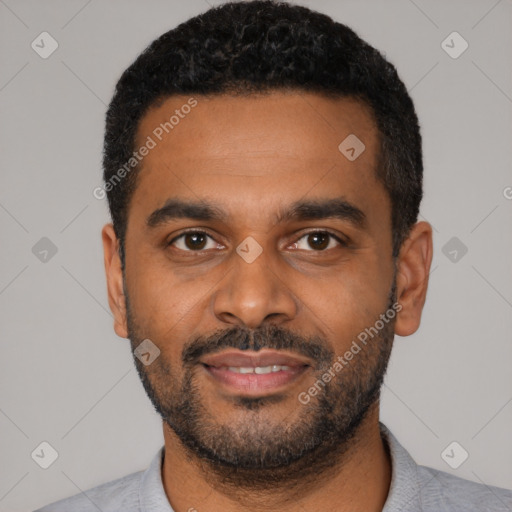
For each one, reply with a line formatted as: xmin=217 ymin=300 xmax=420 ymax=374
xmin=127 ymin=283 xmax=397 ymax=489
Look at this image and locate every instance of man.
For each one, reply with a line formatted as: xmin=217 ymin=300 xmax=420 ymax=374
xmin=35 ymin=1 xmax=512 ymax=511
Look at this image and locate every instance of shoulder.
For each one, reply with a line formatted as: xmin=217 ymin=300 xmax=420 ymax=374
xmin=380 ymin=423 xmax=512 ymax=512
xmin=416 ymin=464 xmax=512 ymax=511
xmin=32 ymin=469 xmax=143 ymax=512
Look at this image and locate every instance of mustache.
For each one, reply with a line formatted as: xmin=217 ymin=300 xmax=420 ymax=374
xmin=182 ymin=324 xmax=333 ymax=368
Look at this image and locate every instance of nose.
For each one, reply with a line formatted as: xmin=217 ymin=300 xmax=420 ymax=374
xmin=212 ymin=245 xmax=298 ymax=330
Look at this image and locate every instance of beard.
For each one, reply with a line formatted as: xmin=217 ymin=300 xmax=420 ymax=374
xmin=126 ymin=280 xmax=397 ymax=489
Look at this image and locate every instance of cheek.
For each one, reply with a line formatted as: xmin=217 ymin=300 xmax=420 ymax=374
xmin=303 ymin=259 xmax=391 ymax=340
xmin=126 ymin=262 xmax=211 ymax=350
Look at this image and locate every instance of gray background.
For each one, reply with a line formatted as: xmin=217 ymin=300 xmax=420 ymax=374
xmin=0 ymin=0 xmax=511 ymax=510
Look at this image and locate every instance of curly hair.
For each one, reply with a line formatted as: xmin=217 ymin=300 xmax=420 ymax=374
xmin=103 ymin=0 xmax=423 ymax=264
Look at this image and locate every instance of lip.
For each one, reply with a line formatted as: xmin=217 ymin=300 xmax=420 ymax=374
xmin=200 ymin=349 xmax=312 ymax=396
xmin=201 ymin=349 xmax=312 ymax=368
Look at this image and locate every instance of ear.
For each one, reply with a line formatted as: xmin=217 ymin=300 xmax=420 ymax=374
xmin=394 ymin=221 xmax=433 ymax=337
xmin=102 ymin=223 xmax=128 ymax=338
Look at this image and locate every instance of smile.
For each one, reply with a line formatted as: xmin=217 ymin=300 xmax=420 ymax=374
xmin=222 ymin=365 xmax=291 ymax=374
xmin=200 ymin=350 xmax=311 ymax=395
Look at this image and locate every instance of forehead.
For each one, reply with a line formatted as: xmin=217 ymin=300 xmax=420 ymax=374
xmin=131 ymin=92 xmax=388 ymax=230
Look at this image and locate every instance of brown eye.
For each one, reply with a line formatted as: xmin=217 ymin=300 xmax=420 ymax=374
xmin=169 ymin=231 xmax=218 ymax=251
xmin=292 ymin=231 xmax=346 ymax=251
xmin=184 ymin=232 xmax=207 ymax=250
xmin=307 ymin=232 xmax=330 ymax=250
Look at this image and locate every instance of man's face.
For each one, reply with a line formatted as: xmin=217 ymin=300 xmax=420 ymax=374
xmin=117 ymin=92 xmax=398 ymax=476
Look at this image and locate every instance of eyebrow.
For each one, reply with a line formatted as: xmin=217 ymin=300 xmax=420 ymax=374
xmin=146 ymin=197 xmax=367 ymax=230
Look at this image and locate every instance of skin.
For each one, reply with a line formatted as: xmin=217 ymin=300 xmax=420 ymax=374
xmin=102 ymin=92 xmax=433 ymax=512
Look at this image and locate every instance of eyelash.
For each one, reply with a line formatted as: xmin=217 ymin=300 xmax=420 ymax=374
xmin=167 ymin=229 xmax=349 ymax=252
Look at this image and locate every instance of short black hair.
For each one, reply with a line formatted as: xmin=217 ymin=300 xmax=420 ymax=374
xmin=103 ymin=0 xmax=423 ymax=264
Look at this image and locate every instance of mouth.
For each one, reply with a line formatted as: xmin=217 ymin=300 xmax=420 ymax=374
xmin=200 ymin=349 xmax=312 ymax=395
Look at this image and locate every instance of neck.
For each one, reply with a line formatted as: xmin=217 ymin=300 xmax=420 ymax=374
xmin=161 ymin=403 xmax=392 ymax=512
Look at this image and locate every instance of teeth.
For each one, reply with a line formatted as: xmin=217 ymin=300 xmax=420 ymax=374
xmin=226 ymin=365 xmax=291 ymax=374
xmin=255 ymin=366 xmax=272 ymax=374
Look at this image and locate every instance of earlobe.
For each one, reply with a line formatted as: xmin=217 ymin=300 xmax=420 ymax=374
xmin=102 ymin=223 xmax=129 ymax=339
xmin=394 ymin=221 xmax=433 ymax=337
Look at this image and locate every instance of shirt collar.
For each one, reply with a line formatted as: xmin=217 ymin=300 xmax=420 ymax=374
xmin=139 ymin=445 xmax=174 ymax=512
xmin=380 ymin=422 xmax=422 ymax=511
